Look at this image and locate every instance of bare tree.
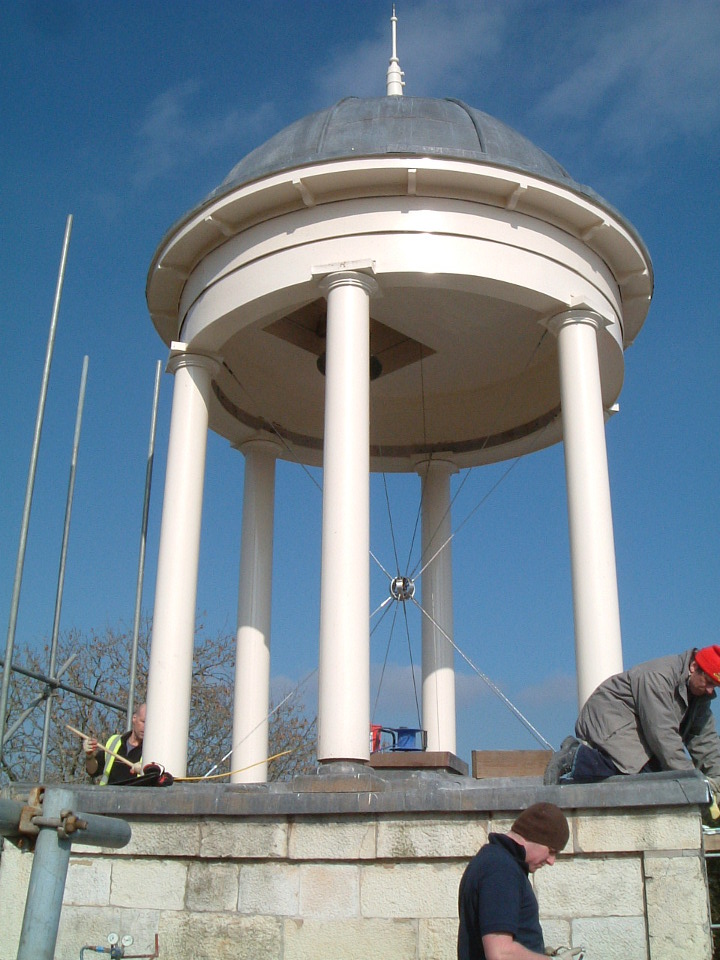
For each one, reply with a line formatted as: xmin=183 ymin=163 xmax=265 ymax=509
xmin=1 ymin=619 xmax=316 ymax=783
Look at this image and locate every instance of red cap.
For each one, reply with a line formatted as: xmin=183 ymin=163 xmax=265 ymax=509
xmin=694 ymin=646 xmax=720 ymax=683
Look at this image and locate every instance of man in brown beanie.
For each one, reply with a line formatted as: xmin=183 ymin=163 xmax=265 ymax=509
xmin=458 ymin=802 xmax=577 ymax=959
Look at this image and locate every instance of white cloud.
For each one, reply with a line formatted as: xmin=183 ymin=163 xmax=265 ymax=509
xmin=518 ymin=672 xmax=577 ymax=709
xmin=314 ymin=0 xmax=516 ymax=102
xmin=534 ymin=0 xmax=720 ymax=157
xmin=133 ymin=80 xmax=277 ymax=187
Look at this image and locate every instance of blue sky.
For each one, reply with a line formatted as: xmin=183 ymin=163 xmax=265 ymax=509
xmin=2 ymin=0 xmax=719 ymax=767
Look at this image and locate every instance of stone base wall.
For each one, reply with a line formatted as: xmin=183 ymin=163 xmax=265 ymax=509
xmin=0 ymin=774 xmax=714 ymax=960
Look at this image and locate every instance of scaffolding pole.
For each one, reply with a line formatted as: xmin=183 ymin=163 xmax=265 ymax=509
xmin=0 ymin=215 xmax=73 ymax=765
xmin=128 ymin=360 xmax=162 ymax=725
xmin=0 ymin=787 xmax=131 ymax=960
xmin=40 ymin=355 xmax=89 ymax=780
xmin=0 ymin=657 xmax=125 ymax=713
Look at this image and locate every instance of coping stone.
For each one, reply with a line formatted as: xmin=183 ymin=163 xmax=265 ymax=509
xmin=2 ymin=769 xmax=709 ymax=820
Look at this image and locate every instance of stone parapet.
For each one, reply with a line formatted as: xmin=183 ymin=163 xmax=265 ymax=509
xmin=0 ymin=770 xmax=713 ymax=960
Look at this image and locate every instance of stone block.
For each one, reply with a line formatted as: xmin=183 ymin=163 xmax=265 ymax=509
xmin=299 ymin=863 xmax=360 ymax=919
xmin=0 ymin=842 xmax=33 ymax=960
xmin=540 ymin=918 xmax=572 ymax=951
xmin=418 ymin=918 xmax=459 ymax=960
xmin=65 ymin=857 xmax=112 ymax=905
xmin=111 ymin=859 xmax=187 ymax=910
xmin=575 ymin=809 xmax=700 ymax=853
xmin=159 ymin=911 xmax=282 ymax=960
xmin=377 ymin=815 xmax=487 ymax=859
xmin=238 ymin=862 xmax=300 ymax=916
xmin=534 ymin=857 xmax=644 ymax=917
xmin=288 ymin=816 xmax=376 ymax=860
xmin=114 ymin=818 xmax=202 ymax=857
xmin=283 ymin=917 xmax=417 ymax=960
xmin=55 ymin=906 xmax=160 ymax=958
xmin=186 ymin=861 xmax=239 ymax=912
xmin=361 ymin=862 xmax=464 ymax=918
xmin=573 ymin=916 xmax=648 ymax=960
xmin=644 ymin=853 xmax=713 ymax=959
xmin=199 ymin=818 xmax=287 ymax=858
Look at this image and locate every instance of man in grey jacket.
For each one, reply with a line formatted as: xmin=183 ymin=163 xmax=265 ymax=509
xmin=544 ymin=646 xmax=720 ymax=791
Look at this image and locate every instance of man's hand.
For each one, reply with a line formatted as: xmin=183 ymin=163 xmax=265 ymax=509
xmin=130 ymin=762 xmax=143 ymax=776
xmin=707 ymin=776 xmax=720 ymax=795
xmin=82 ymin=737 xmax=98 ymax=755
xmin=483 ymin=932 xmax=550 ymax=958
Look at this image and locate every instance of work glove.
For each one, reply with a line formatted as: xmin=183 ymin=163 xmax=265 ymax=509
xmin=130 ymin=762 xmax=143 ymax=776
xmin=707 ymin=776 xmax=720 ymax=796
xmin=545 ymin=948 xmax=584 ymax=958
xmin=82 ymin=737 xmax=98 ymax=755
xmin=705 ymin=778 xmax=720 ymax=819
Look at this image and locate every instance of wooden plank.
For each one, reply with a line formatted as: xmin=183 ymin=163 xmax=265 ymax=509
xmin=370 ymin=750 xmax=468 ymax=776
xmin=704 ymin=832 xmax=720 ymax=853
xmin=472 ymin=749 xmax=552 ymax=779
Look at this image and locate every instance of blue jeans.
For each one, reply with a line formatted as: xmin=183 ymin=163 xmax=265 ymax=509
xmin=563 ymin=744 xmax=621 ymax=782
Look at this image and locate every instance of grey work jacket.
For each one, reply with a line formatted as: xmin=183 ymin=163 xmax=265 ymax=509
xmin=575 ymin=649 xmax=720 ymax=776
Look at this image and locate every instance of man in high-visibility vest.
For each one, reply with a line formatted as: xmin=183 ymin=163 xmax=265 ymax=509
xmin=83 ymin=703 xmax=145 ymax=785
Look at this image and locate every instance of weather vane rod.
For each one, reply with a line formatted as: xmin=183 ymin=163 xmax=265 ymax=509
xmin=386 ymin=4 xmax=404 ymax=96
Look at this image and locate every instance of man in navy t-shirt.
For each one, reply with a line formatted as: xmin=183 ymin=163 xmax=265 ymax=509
xmin=457 ymin=802 xmax=570 ymax=960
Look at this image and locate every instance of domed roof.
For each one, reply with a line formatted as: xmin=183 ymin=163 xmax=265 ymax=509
xmin=212 ymin=96 xmax=595 ymax=199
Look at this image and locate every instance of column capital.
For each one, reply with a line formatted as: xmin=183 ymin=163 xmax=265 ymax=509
xmin=167 ymin=342 xmax=221 ymax=377
xmin=414 ymin=456 xmax=459 ymax=478
xmin=312 ymin=262 xmax=379 ymax=298
xmin=236 ymin=436 xmax=284 ymax=459
xmin=541 ymin=308 xmax=611 ymax=337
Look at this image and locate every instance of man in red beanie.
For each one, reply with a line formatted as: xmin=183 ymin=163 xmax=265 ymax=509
xmin=457 ymin=802 xmax=580 ymax=959
xmin=544 ymin=647 xmax=720 ymax=793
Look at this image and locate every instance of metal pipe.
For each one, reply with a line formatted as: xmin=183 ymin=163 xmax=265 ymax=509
xmin=0 ymin=215 xmax=73 ymax=765
xmin=0 ymin=797 xmax=27 ymax=837
xmin=0 ymin=657 xmax=125 ymax=713
xmin=12 ymin=787 xmax=130 ymax=960
xmin=16 ymin=787 xmax=72 ymax=960
xmin=128 ymin=360 xmax=162 ymax=725
xmin=40 ymin=356 xmax=89 ymax=780
xmin=4 ymin=653 xmax=77 ymax=742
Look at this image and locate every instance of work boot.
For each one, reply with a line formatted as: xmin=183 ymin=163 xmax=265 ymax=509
xmin=543 ymin=736 xmax=580 ymax=785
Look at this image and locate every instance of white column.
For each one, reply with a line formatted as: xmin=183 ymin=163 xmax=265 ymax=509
xmin=144 ymin=346 xmax=218 ymax=776
xmin=232 ymin=438 xmax=280 ymax=784
xmin=316 ymin=270 xmax=377 ymax=762
xmin=418 ymin=459 xmax=457 ymax=753
xmin=549 ymin=310 xmax=623 ymax=705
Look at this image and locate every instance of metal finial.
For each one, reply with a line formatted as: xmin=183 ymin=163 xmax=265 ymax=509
xmin=386 ymin=4 xmax=404 ymax=96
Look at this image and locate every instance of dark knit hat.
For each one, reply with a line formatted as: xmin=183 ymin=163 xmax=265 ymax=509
xmin=512 ymin=802 xmax=569 ymax=851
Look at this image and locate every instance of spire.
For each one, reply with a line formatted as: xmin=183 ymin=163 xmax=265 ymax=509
xmin=386 ymin=4 xmax=404 ymax=96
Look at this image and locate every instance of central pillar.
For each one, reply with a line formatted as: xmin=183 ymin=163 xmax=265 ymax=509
xmin=144 ymin=345 xmax=219 ymax=776
xmin=417 ymin=458 xmax=457 ymax=753
xmin=232 ymin=438 xmax=280 ymax=783
xmin=548 ymin=310 xmax=624 ymax=705
xmin=316 ymin=269 xmax=377 ymax=762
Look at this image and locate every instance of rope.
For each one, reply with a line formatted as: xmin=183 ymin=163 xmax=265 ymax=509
xmin=201 ymin=665 xmax=317 ymax=779
xmin=222 ymin=360 xmax=323 ymax=494
xmin=178 ymin=749 xmax=294 ymax=782
xmin=371 ymin=602 xmax=400 ymax=723
xmin=400 ymin=593 xmax=422 ymax=729
xmin=410 ymin=595 xmax=553 ymax=750
xmin=411 ymin=326 xmax=550 ymax=581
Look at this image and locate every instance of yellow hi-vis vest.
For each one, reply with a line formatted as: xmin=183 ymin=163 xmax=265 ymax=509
xmin=99 ymin=733 xmax=142 ymax=785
